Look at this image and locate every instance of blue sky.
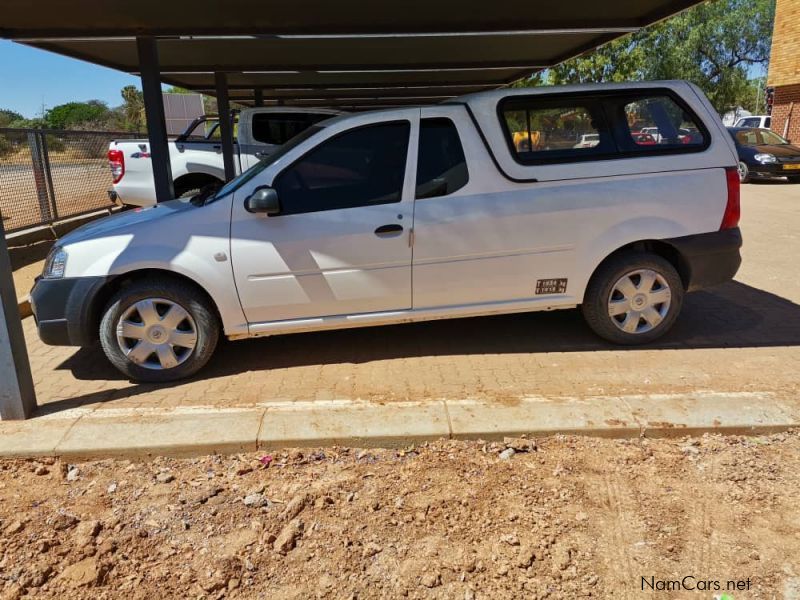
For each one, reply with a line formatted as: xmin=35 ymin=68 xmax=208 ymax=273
xmin=0 ymin=41 xmax=142 ymax=118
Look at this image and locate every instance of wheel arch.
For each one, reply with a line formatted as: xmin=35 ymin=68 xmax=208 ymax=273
xmin=586 ymin=239 xmax=691 ymax=297
xmin=87 ymin=268 xmax=224 ymax=342
xmin=173 ymin=172 xmax=223 ymax=196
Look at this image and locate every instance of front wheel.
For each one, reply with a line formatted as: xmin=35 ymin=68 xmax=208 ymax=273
xmin=787 ymin=176 xmax=800 ymax=184
xmin=581 ymin=253 xmax=684 ymax=345
xmin=738 ymin=161 xmax=750 ymax=183
xmin=99 ymin=278 xmax=220 ymax=382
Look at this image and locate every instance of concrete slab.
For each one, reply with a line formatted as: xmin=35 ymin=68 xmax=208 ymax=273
xmin=446 ymin=395 xmax=641 ymax=440
xmin=623 ymin=391 xmax=800 ymax=436
xmin=54 ymin=407 xmax=264 ymax=459
xmin=0 ymin=418 xmax=74 ymax=456
xmin=1 ymin=391 xmax=798 ymax=460
xmin=257 ymin=400 xmax=450 ymax=449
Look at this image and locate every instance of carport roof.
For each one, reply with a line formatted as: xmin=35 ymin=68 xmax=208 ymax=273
xmin=2 ymin=0 xmax=703 ymax=108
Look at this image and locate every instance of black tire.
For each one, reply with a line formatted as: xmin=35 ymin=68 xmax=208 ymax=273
xmin=581 ymin=252 xmax=684 ymax=345
xmin=175 ymin=179 xmax=222 ymax=199
xmin=788 ymin=176 xmax=800 ymax=184
xmin=738 ymin=161 xmax=750 ymax=183
xmin=175 ymin=185 xmax=203 ymax=199
xmin=99 ymin=277 xmax=219 ymax=382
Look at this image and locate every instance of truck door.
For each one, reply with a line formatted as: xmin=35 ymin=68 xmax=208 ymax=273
xmin=410 ymin=105 xmax=565 ymax=309
xmin=230 ymin=110 xmax=419 ymax=325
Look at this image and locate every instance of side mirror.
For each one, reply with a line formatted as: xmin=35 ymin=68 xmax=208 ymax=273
xmin=244 ymin=186 xmax=281 ymax=215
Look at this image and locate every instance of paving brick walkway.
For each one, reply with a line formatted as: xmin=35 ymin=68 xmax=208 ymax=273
xmin=22 ymin=181 xmax=800 ymax=415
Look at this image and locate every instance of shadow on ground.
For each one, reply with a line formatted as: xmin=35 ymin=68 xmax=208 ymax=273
xmin=56 ymin=280 xmax=800 ymax=384
xmin=9 ymin=240 xmax=53 ymax=270
xmin=30 ymin=279 xmax=799 ymax=417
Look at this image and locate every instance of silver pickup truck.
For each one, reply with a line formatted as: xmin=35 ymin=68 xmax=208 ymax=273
xmin=107 ymin=107 xmax=341 ymax=206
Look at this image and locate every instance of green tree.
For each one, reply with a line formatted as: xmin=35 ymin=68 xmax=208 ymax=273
xmin=0 ymin=109 xmax=24 ymax=127
xmin=539 ymin=0 xmax=775 ymax=114
xmin=546 ymin=37 xmax=648 ymax=85
xmin=120 ymin=85 xmax=145 ymax=132
xmin=643 ymin=0 xmax=774 ymax=113
xmin=44 ymin=100 xmax=111 ymax=129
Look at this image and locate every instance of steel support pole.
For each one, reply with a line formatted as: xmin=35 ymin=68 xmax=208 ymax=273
xmin=0 ymin=217 xmax=37 ymax=420
xmin=215 ymin=72 xmax=236 ymax=181
xmin=254 ymin=88 xmax=264 ymax=107
xmin=137 ymin=36 xmax=174 ymax=202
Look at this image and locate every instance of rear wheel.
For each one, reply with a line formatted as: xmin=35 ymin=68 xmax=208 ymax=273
xmin=738 ymin=161 xmax=750 ymax=183
xmin=99 ymin=278 xmax=219 ymax=382
xmin=787 ymin=175 xmax=800 ymax=184
xmin=174 ymin=177 xmax=222 ymax=199
xmin=582 ymin=252 xmax=684 ymax=345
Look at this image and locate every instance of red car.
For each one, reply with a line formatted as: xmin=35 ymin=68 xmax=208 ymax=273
xmin=632 ymin=132 xmax=657 ymax=145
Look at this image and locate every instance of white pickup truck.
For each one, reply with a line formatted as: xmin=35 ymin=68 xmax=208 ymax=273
xmin=107 ymin=107 xmax=341 ymax=206
xmin=35 ymin=81 xmax=743 ymax=382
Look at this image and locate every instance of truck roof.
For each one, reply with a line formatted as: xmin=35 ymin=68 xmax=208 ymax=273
xmin=447 ymin=80 xmax=695 ymax=105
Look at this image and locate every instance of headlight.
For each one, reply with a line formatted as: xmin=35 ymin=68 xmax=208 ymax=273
xmin=42 ymin=246 xmax=67 ymax=279
xmin=754 ymin=153 xmax=777 ymax=164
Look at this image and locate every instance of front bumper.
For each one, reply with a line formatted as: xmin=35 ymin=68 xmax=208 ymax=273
xmin=748 ymin=163 xmax=800 ymax=179
xmin=30 ymin=276 xmax=109 ymax=346
xmin=666 ymin=227 xmax=742 ymax=292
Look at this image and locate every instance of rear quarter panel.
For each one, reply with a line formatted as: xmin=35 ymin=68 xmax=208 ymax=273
xmin=429 ymin=82 xmax=735 ymax=305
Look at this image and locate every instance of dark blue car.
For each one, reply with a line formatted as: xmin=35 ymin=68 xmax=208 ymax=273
xmin=727 ymin=127 xmax=800 ymax=183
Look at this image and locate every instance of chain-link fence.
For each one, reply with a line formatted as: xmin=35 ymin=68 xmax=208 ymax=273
xmin=0 ymin=128 xmax=143 ymax=234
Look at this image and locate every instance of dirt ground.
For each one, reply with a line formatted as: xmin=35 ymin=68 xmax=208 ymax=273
xmin=2 ymin=432 xmax=800 ymax=599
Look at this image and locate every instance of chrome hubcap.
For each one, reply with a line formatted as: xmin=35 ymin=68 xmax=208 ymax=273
xmin=116 ymin=298 xmax=197 ymax=370
xmin=738 ymin=161 xmax=748 ymax=181
xmin=608 ymin=269 xmax=672 ymax=334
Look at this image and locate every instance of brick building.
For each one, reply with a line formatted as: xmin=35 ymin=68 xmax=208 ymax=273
xmin=768 ymin=0 xmax=800 ymax=141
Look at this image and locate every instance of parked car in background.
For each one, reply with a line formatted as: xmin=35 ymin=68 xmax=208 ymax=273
xmin=733 ymin=115 xmax=771 ymax=129
xmin=107 ymin=107 xmax=342 ymax=207
xmin=32 ymin=81 xmax=742 ymax=382
xmin=631 ymin=132 xmax=657 ymax=145
xmin=727 ymin=127 xmax=800 ymax=183
xmin=573 ymin=133 xmax=600 ymax=148
xmin=638 ymin=127 xmax=663 ymax=143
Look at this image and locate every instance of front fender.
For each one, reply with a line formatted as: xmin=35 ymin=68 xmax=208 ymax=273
xmin=59 ymin=197 xmax=248 ymax=337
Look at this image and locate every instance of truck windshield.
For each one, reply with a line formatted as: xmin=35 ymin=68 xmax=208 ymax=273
xmin=210 ymin=125 xmax=325 ymax=202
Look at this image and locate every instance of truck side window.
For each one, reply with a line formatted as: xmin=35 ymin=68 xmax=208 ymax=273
xmin=500 ymin=99 xmax=614 ymax=164
xmin=614 ymin=95 xmax=707 ymax=150
xmin=252 ymin=113 xmax=329 ymax=146
xmin=274 ymin=121 xmax=410 ymax=215
xmin=416 ymin=118 xmax=469 ymax=199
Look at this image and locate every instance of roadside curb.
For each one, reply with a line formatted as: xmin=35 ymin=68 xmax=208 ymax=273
xmin=1 ymin=391 xmax=797 ymax=460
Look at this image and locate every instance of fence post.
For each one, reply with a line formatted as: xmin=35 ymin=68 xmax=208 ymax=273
xmin=27 ymin=132 xmax=53 ymax=225
xmin=38 ymin=133 xmax=59 ymax=221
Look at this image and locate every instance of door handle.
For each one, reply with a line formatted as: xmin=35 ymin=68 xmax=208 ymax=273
xmin=374 ymin=224 xmax=404 ymax=237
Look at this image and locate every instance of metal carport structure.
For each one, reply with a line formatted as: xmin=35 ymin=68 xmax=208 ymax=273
xmin=1 ymin=0 xmax=704 ymax=418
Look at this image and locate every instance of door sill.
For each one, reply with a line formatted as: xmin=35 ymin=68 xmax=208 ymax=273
xmin=242 ymin=296 xmax=575 ymax=339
